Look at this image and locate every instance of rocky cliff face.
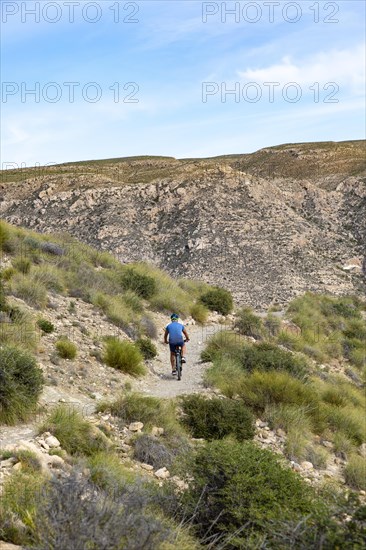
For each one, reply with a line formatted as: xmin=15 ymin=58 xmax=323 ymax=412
xmin=1 ymin=141 xmax=365 ymax=308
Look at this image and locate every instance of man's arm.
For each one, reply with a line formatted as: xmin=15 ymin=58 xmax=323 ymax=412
xmin=164 ymin=328 xmax=169 ymax=344
xmin=183 ymin=328 xmax=190 ymax=341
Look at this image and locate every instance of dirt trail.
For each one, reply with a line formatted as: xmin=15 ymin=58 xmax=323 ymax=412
xmin=0 ymin=324 xmax=225 ymax=449
xmin=0 ymin=386 xmax=95 ymax=449
xmin=141 ymin=324 xmax=224 ymax=398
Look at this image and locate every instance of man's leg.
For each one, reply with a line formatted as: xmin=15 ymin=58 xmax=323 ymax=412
xmin=181 ymin=344 xmax=186 ymax=362
xmin=170 ymin=351 xmax=175 ymax=370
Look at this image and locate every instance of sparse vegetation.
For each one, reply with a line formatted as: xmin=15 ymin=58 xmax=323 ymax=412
xmin=0 ymin=469 xmax=45 ymax=546
xmin=98 ymin=391 xmax=182 ymax=436
xmin=40 ymin=405 xmax=110 ymax=456
xmin=283 ymin=293 xmax=366 ymax=368
xmin=190 ymin=302 xmax=209 ymax=324
xmin=180 ymin=394 xmax=254 ymax=441
xmin=134 ymin=433 xmax=191 ymax=469
xmin=12 ymin=256 xmax=31 ymax=274
xmin=0 ymin=303 xmax=38 ymax=351
xmin=120 ymin=267 xmax=157 ymax=299
xmin=180 ymin=440 xmax=318 ymax=546
xmin=37 ymin=318 xmax=55 ymax=334
xmin=0 ymin=220 xmax=11 ymax=250
xmin=136 ymin=336 xmax=158 ymax=359
xmin=344 ymin=454 xmax=366 ymax=490
xmin=200 ymin=286 xmax=233 ymax=315
xmin=0 ymin=346 xmax=43 ymax=424
xmin=103 ymin=337 xmax=145 ymax=376
xmin=235 ymin=306 xmax=264 ymax=338
xmin=56 ymin=337 xmax=77 ymax=359
xmin=11 ymin=274 xmax=48 ymax=309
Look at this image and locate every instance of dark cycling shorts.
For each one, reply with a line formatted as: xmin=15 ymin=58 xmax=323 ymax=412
xmin=169 ymin=341 xmax=184 ymax=353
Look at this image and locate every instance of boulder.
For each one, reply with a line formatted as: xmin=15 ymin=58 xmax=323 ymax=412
xmin=0 ymin=542 xmax=23 ymax=550
xmin=301 ymin=461 xmax=314 ymax=471
xmin=154 ymin=467 xmax=170 ymax=479
xmin=45 ymin=435 xmax=61 ymax=448
xmin=46 ymin=455 xmax=65 ymax=469
xmin=141 ymin=463 xmax=154 ymax=471
xmin=129 ymin=422 xmax=144 ymax=432
xmin=151 ymin=427 xmax=164 ymax=436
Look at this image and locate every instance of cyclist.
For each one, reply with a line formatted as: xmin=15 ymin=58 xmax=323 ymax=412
xmin=164 ymin=313 xmax=189 ymax=375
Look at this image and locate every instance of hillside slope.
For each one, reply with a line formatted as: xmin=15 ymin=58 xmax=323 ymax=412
xmin=1 ymin=140 xmax=365 ymax=307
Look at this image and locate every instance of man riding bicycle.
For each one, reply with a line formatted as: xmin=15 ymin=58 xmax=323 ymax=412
xmin=164 ymin=313 xmax=190 ymax=375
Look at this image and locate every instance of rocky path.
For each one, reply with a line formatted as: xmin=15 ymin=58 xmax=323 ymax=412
xmin=0 ymin=386 xmax=95 ymax=449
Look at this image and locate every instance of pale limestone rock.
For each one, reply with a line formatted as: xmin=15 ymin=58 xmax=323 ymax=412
xmin=141 ymin=463 xmax=154 ymax=471
xmin=46 ymin=455 xmax=65 ymax=468
xmin=45 ymin=435 xmax=61 ymax=448
xmin=129 ymin=422 xmax=144 ymax=432
xmin=154 ymin=467 xmax=170 ymax=479
xmin=0 ymin=542 xmax=23 ymax=549
xmin=151 ymin=427 xmax=164 ymax=436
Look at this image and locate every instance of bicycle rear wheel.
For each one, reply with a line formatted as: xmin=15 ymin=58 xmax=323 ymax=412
xmin=176 ymin=351 xmax=182 ymax=381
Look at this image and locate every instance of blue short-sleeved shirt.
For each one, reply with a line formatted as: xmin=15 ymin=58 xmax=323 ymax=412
xmin=165 ymin=321 xmax=185 ymax=344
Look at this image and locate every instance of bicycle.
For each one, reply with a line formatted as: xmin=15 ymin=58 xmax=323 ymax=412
xmin=174 ymin=340 xmax=186 ymax=381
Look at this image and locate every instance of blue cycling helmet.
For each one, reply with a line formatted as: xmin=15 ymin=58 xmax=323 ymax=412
xmin=170 ymin=313 xmax=179 ymax=320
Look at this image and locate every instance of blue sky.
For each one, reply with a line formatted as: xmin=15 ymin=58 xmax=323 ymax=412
xmin=1 ymin=0 xmax=365 ymax=166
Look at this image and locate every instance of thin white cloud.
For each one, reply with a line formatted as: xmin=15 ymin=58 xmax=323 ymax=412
xmin=238 ymin=44 xmax=365 ymax=93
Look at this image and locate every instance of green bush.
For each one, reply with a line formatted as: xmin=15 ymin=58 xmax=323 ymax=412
xmin=88 ymin=452 xmax=137 ymax=492
xmin=261 ymin=494 xmax=366 ymax=549
xmin=204 ymin=357 xmax=245 ymax=398
xmin=133 ymin=433 xmax=191 ymax=469
xmin=235 ymin=307 xmax=263 ymax=338
xmin=349 ymin=347 xmax=366 ymax=368
xmin=180 ymin=440 xmax=317 ymax=545
xmin=12 ymin=257 xmax=31 ymax=275
xmin=239 ymin=342 xmax=309 ymax=379
xmin=33 ymin=265 xmax=65 ymax=293
xmin=40 ymin=405 xmax=110 ymax=456
xmin=122 ymin=290 xmax=143 ymax=312
xmin=136 ymin=337 xmax=157 ymax=360
xmin=140 ymin=315 xmax=158 ymax=339
xmin=102 ymin=295 xmax=134 ymax=331
xmin=238 ymin=370 xmax=317 ymax=412
xmin=0 ymin=220 xmax=11 ymax=250
xmin=37 ymin=318 xmax=55 ymax=334
xmin=321 ymin=404 xmax=366 ymax=445
xmin=180 ymin=394 xmax=254 ymax=441
xmin=0 ymin=272 xmax=7 ymax=311
xmin=56 ymin=338 xmax=77 ymax=360
xmin=103 ymin=338 xmax=145 ymax=376
xmin=264 ymin=403 xmax=313 ymax=437
xmin=264 ymin=313 xmax=282 ymax=337
xmin=31 ymin=472 xmax=199 ymax=550
xmin=201 ymin=330 xmax=244 ymax=362
xmin=11 ymin=274 xmax=48 ymax=309
xmin=200 ymin=287 xmax=233 ymax=315
xmin=344 ymin=454 xmax=366 ymax=490
xmin=343 ymin=319 xmax=366 ymax=341
xmin=0 ymin=470 xmax=45 ymax=546
xmin=190 ymin=303 xmax=208 ymax=325
xmin=0 ymin=346 xmax=43 ymax=424
xmin=1 ymin=267 xmax=16 ymax=281
xmin=120 ymin=268 xmax=157 ymax=299
xmin=0 ymin=305 xmax=37 ymax=351
xmin=285 ymin=293 xmax=366 ymax=365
